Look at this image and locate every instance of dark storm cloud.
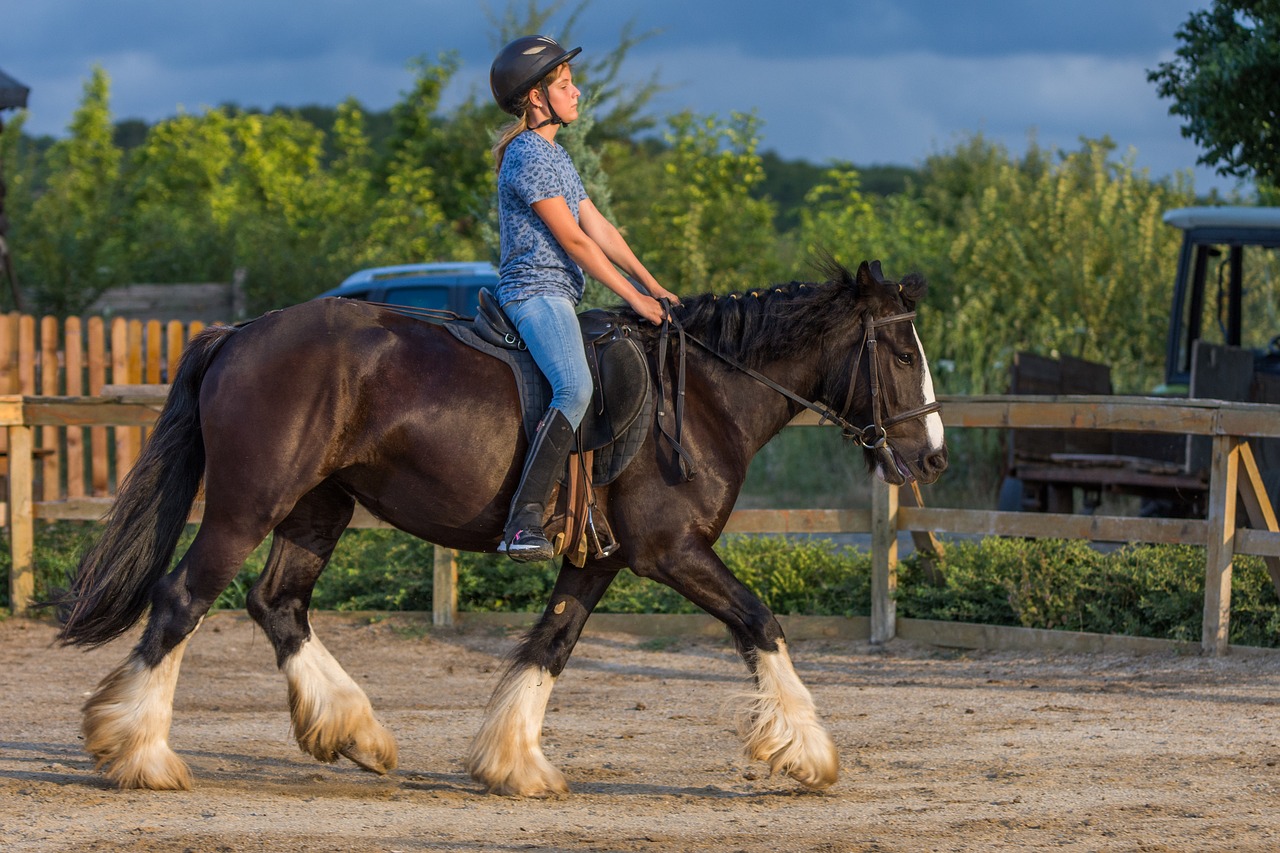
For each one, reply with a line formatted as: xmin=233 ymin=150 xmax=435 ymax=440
xmin=0 ymin=0 xmax=1239 ymax=192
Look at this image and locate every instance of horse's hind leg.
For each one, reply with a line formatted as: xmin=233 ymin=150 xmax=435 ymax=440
xmin=83 ymin=517 xmax=271 ymax=790
xmin=245 ymin=482 xmax=397 ymax=776
xmin=466 ymin=564 xmax=619 ymax=796
xmin=636 ymin=537 xmax=838 ymax=790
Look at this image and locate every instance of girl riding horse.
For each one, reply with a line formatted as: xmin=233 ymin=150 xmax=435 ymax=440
xmin=489 ymin=35 xmax=679 ymax=561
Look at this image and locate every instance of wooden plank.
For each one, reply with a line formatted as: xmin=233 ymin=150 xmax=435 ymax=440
xmin=1234 ymin=528 xmax=1280 ymax=558
xmin=17 ymin=314 xmax=34 ymax=394
xmin=937 ymin=396 xmax=1280 ymax=438
xmin=143 ymin=320 xmax=161 ymax=444
xmin=870 ymin=480 xmax=898 ymax=644
xmin=166 ymin=321 xmax=185 ymax=381
xmin=899 ymin=506 xmax=1206 ymax=545
xmin=7 ymin=425 xmax=33 ymax=616
xmin=1234 ymin=441 xmax=1280 ymax=595
xmin=22 ymin=400 xmax=164 ymax=427
xmin=39 ymin=316 xmax=60 ymax=502
xmin=87 ymin=318 xmax=109 ymax=496
xmin=64 ymin=318 xmax=85 ymax=499
xmin=1202 ymin=435 xmax=1238 ymax=655
xmin=0 ymin=314 xmax=16 ymax=479
xmin=145 ymin=320 xmax=162 ymax=384
xmin=723 ymin=508 xmax=871 ymax=534
xmin=33 ymin=496 xmax=114 ymax=520
xmin=111 ymin=319 xmax=134 ymax=484
xmin=433 ymin=546 xmax=457 ymax=627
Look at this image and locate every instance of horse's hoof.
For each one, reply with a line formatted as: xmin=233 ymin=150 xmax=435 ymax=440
xmin=473 ymin=765 xmax=570 ymax=798
xmin=97 ymin=742 xmax=194 ymax=791
xmin=340 ymin=737 xmax=398 ymax=775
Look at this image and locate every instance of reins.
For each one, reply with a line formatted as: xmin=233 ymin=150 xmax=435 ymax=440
xmin=654 ymin=299 xmax=940 ymax=479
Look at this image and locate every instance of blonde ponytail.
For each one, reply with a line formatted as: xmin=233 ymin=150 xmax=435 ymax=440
xmin=492 ymin=112 xmax=529 ymax=173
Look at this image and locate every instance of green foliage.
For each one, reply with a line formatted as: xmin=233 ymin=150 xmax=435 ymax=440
xmin=921 ymin=136 xmax=1196 ymax=394
xmin=11 ymin=522 xmax=1279 ymax=648
xmin=19 ymin=67 xmax=125 ymax=314
xmin=629 ymin=111 xmax=782 ymax=294
xmin=1148 ymin=0 xmax=1280 ymax=188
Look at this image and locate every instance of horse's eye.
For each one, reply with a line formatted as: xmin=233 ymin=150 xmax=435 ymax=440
xmin=897 ymin=352 xmax=914 ymax=367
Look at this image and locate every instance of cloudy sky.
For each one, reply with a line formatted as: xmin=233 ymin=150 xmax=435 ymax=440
xmin=2 ymin=0 xmax=1243 ymax=194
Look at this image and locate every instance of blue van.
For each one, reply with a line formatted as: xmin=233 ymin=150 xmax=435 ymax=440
xmin=317 ymin=262 xmax=498 ymax=316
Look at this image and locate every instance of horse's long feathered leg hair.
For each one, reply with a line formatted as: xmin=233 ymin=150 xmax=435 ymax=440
xmin=53 ymin=324 xmax=239 ymax=648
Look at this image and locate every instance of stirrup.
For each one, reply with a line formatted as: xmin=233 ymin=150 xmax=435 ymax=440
xmin=585 ymin=507 xmax=619 ymax=558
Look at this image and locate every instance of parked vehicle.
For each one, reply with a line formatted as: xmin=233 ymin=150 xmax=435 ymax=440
xmin=317 ymin=262 xmax=498 ymax=315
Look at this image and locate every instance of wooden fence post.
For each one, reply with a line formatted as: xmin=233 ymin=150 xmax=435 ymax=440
xmin=870 ymin=479 xmax=899 ymax=644
xmin=7 ymin=422 xmax=33 ymax=616
xmin=1202 ymin=434 xmax=1239 ymax=655
xmin=433 ymin=546 xmax=457 ymax=627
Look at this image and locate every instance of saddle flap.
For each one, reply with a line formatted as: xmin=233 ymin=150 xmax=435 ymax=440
xmin=579 ymin=320 xmax=650 ymax=453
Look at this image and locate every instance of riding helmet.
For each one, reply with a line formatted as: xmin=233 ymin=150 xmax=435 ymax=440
xmin=490 ymin=35 xmax=582 ymax=115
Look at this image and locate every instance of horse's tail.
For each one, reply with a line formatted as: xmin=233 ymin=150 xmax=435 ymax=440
xmin=53 ymin=324 xmax=239 ymax=647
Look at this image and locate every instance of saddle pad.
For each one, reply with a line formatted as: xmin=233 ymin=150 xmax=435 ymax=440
xmin=444 ymin=321 xmax=654 ymax=485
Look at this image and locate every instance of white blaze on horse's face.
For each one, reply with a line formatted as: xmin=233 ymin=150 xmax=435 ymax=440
xmin=913 ymin=325 xmax=945 ymax=451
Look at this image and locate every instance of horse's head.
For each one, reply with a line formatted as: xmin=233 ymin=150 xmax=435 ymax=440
xmin=824 ymin=259 xmax=948 ymax=486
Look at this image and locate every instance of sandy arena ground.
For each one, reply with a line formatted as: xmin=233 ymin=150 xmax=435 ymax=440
xmin=3 ymin=610 xmax=1280 ymax=852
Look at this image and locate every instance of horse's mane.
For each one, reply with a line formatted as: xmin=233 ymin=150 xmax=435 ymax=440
xmin=627 ymin=259 xmax=925 ymax=369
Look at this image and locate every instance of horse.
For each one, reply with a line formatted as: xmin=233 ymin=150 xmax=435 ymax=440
xmin=53 ymin=258 xmax=947 ymax=796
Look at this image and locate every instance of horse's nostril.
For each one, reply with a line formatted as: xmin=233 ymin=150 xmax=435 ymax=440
xmin=926 ymin=451 xmax=949 ymax=474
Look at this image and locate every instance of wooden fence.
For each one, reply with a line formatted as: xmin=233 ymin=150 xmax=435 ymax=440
xmin=0 ymin=313 xmax=208 ymax=500
xmin=1 ymin=312 xmax=1279 ymax=656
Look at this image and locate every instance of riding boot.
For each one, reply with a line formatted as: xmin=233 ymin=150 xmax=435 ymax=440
xmin=498 ymin=408 xmax=577 ymax=562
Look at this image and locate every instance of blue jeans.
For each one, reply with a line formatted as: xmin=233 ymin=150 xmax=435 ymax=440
xmin=503 ymin=295 xmax=592 ymax=428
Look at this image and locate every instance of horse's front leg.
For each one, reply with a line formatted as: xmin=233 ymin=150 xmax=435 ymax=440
xmin=466 ymin=564 xmax=619 ymax=796
xmin=638 ymin=536 xmax=839 ymax=790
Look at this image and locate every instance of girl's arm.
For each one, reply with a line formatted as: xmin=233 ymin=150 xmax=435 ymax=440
xmin=532 ymin=196 xmax=671 ymax=324
xmin=577 ymin=200 xmax=679 ymax=305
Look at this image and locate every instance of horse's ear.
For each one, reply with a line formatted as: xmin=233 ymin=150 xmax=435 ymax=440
xmin=855 ymin=260 xmax=877 ymax=291
xmin=855 ymin=260 xmax=888 ymax=297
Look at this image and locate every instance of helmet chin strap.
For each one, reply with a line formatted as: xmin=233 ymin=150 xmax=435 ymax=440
xmin=528 ymin=82 xmax=571 ymax=129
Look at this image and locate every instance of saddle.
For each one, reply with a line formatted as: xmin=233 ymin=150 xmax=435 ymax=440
xmin=471 ymin=288 xmax=652 ymax=455
xmin=445 ymin=289 xmax=656 ymax=564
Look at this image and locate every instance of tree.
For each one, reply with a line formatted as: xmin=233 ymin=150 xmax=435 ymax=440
xmin=1148 ymin=0 xmax=1280 ymax=187
xmin=627 ymin=111 xmax=780 ymax=295
xmin=20 ymin=66 xmax=124 ymax=314
xmin=935 ymin=137 xmax=1195 ymax=395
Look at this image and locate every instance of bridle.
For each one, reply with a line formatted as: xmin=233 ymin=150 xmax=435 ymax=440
xmin=829 ymin=310 xmax=943 ymax=449
xmin=654 ymin=301 xmax=941 ymax=481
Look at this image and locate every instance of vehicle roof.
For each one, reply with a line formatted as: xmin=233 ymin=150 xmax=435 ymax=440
xmin=1163 ymin=206 xmax=1280 ymax=232
xmin=334 ymin=262 xmax=497 ymax=290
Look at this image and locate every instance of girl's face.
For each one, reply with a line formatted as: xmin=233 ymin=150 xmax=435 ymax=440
xmin=535 ymin=64 xmax=579 ymax=123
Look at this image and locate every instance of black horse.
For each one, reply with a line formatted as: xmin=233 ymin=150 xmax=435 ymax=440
xmin=56 ymin=259 xmax=946 ymax=795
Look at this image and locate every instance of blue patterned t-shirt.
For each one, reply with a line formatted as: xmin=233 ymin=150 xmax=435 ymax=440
xmin=495 ymin=131 xmax=588 ymax=306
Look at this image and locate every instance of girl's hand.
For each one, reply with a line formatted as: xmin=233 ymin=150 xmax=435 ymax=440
xmin=648 ymin=283 xmax=680 ymax=305
xmin=629 ymin=294 xmax=667 ymax=325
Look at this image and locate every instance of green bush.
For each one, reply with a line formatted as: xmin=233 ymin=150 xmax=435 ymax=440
xmin=6 ymin=522 xmax=1279 ymax=647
